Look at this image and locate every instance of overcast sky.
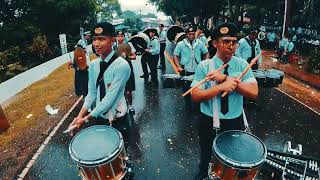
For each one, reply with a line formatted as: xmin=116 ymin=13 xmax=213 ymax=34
xmin=118 ymin=0 xmax=168 ymax=19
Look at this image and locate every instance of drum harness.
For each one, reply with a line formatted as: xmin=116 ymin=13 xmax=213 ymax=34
xmin=209 ymin=59 xmax=250 ymax=135
xmin=95 ymin=53 xmax=123 ymax=125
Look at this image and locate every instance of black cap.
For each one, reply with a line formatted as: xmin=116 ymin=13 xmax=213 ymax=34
xmin=248 ymin=26 xmax=259 ymax=34
xmin=197 ymin=25 xmax=205 ymax=31
xmin=116 ymin=30 xmax=125 ymax=36
xmin=211 ymin=22 xmax=239 ymax=39
xmin=91 ymin=22 xmax=115 ymax=37
xmin=185 ymin=26 xmax=196 ymax=33
xmin=159 ymin=24 xmax=164 ymax=28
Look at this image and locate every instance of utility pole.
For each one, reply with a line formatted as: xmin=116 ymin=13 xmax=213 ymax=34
xmin=282 ymin=0 xmax=292 ymax=38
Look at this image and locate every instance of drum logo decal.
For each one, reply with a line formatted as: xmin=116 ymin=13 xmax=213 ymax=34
xmin=220 ymin=27 xmax=229 ymax=34
xmin=95 ymin=27 xmax=103 ymax=34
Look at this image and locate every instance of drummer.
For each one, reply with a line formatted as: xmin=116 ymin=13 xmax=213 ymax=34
xmin=190 ymin=22 xmax=258 ymax=180
xmin=114 ymin=30 xmax=137 ymax=114
xmin=173 ymin=26 xmax=209 ymax=77
xmin=141 ymin=28 xmax=160 ymax=84
xmin=196 ymin=25 xmax=209 ymax=47
xmin=69 ymin=22 xmax=131 ymax=134
xmin=235 ymin=27 xmax=262 ymax=70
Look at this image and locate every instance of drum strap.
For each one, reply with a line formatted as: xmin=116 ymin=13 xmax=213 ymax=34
xmin=96 ymin=54 xmax=119 ymax=101
xmin=209 ymin=59 xmax=220 ymax=130
xmin=245 ymin=37 xmax=256 ymax=62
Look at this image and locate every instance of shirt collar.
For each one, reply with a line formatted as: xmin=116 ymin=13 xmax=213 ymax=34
xmin=102 ymin=50 xmax=115 ymax=62
xmin=212 ymin=55 xmax=237 ymax=70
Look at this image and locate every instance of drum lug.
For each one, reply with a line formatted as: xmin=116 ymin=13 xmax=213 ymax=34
xmin=208 ymin=163 xmax=220 ymax=180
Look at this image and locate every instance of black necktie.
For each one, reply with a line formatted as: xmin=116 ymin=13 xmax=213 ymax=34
xmin=98 ymin=61 xmax=107 ymax=101
xmin=221 ymin=65 xmax=229 ymax=115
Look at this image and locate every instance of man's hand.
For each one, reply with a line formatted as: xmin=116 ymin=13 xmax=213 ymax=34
xmin=67 ymin=61 xmax=73 ymax=69
xmin=177 ymin=66 xmax=184 ymax=72
xmin=68 ymin=116 xmax=87 ymax=136
xmin=206 ymin=71 xmax=226 ymax=83
xmin=219 ymin=77 xmax=240 ymax=93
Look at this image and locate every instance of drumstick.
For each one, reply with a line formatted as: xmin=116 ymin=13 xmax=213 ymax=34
xmin=221 ymin=52 xmax=263 ymax=97
xmin=182 ymin=63 xmax=228 ymax=97
xmin=164 ymin=50 xmax=180 ymax=75
xmin=63 ymin=125 xmax=77 ymax=134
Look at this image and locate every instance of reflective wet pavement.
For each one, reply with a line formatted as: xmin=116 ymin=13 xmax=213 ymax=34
xmin=24 ymin=56 xmax=319 ymax=179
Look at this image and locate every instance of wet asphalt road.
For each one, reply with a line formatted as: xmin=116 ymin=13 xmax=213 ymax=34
xmin=24 ymin=56 xmax=319 ymax=180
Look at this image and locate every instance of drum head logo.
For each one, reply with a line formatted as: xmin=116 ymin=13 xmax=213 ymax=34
xmin=220 ymin=27 xmax=229 ymax=34
xmin=95 ymin=27 xmax=103 ymax=35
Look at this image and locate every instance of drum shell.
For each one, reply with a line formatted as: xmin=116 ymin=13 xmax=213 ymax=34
xmin=162 ymin=74 xmax=183 ymax=88
xmin=129 ymin=33 xmax=150 ymax=55
xmin=210 ymin=130 xmax=267 ymax=180
xmin=69 ymin=126 xmax=127 ymax=180
xmin=174 ymin=32 xmax=186 ymax=44
xmin=77 ymin=146 xmax=127 ymax=180
xmin=254 ymin=70 xmax=267 ymax=87
xmin=265 ymin=72 xmax=281 ymax=87
xmin=267 ymin=69 xmax=284 ymax=84
xmin=167 ymin=25 xmax=184 ymax=42
xmin=210 ymin=155 xmax=260 ymax=180
xmin=74 ymin=47 xmax=88 ymax=70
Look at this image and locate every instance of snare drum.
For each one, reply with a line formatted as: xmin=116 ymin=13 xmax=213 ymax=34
xmin=265 ymin=71 xmax=281 ymax=88
xmin=253 ymin=70 xmax=267 ymax=87
xmin=162 ymin=74 xmax=183 ymax=88
xmin=209 ymin=130 xmax=267 ymax=180
xmin=69 ymin=125 xmax=128 ymax=180
xmin=266 ymin=69 xmax=284 ymax=84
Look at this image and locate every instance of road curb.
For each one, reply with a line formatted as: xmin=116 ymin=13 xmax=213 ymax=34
xmin=275 ymin=88 xmax=320 ymax=116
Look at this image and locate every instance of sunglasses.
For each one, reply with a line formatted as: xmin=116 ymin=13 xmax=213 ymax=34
xmin=218 ymin=40 xmax=239 ymax=48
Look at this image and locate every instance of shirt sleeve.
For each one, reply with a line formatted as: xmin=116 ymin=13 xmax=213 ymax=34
xmin=190 ymin=62 xmax=207 ymax=89
xmin=235 ymin=40 xmax=244 ymax=58
xmin=201 ymin=43 xmax=209 ymax=54
xmin=149 ymin=39 xmax=160 ymax=54
xmin=240 ymin=61 xmax=257 ymax=83
xmin=90 ymin=60 xmax=131 ymax=117
xmin=128 ymin=42 xmax=136 ymax=53
xmin=256 ymin=41 xmax=262 ymax=64
xmin=173 ymin=42 xmax=182 ymax=56
xmin=83 ymin=63 xmax=97 ymax=110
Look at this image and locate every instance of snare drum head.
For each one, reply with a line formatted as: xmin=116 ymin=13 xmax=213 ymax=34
xmin=213 ymin=130 xmax=266 ymax=169
xmin=69 ymin=125 xmax=123 ymax=165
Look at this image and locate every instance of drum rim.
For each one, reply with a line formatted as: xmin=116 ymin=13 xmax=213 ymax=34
xmin=212 ymin=130 xmax=267 ymax=169
xmin=69 ymin=125 xmax=124 ymax=166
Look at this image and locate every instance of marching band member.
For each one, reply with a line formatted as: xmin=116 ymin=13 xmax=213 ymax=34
xmin=191 ymin=22 xmax=258 ymax=180
xmin=114 ymin=30 xmax=137 ymax=114
xmin=158 ymin=24 xmax=167 ymax=70
xmin=196 ymin=25 xmax=209 ymax=47
xmin=141 ymin=29 xmax=160 ymax=84
xmin=69 ymin=22 xmax=131 ymax=133
xmin=235 ymin=27 xmax=262 ymax=70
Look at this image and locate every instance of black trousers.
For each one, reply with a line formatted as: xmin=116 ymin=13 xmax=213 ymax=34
xmin=141 ymin=53 xmax=159 ymax=82
xmin=197 ymin=113 xmax=245 ymax=173
xmin=74 ymin=69 xmax=88 ymax=96
xmin=159 ymin=43 xmax=166 ymax=69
